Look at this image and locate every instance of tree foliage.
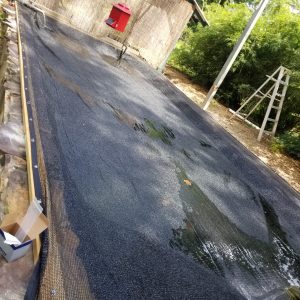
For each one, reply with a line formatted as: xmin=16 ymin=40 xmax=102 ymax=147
xmin=169 ymin=0 xmax=300 ymax=157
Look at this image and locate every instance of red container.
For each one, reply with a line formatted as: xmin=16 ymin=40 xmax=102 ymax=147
xmin=105 ymin=3 xmax=131 ymax=32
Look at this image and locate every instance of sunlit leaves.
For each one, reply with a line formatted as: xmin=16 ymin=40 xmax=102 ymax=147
xmin=169 ymin=0 xmax=300 ymax=134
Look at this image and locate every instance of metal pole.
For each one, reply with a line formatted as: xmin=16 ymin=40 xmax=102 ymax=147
xmin=191 ymin=0 xmax=209 ymax=26
xmin=202 ymin=0 xmax=270 ymax=110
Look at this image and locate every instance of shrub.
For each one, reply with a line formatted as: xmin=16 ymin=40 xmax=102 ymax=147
xmin=272 ymin=125 xmax=300 ymax=158
xmin=169 ymin=0 xmax=300 ymax=133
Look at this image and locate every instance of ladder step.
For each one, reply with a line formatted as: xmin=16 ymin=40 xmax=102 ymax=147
xmin=264 ymin=130 xmax=272 ymax=134
xmin=260 ymin=95 xmax=269 ymax=99
xmin=256 ymin=94 xmax=282 ymax=101
xmin=266 ymin=94 xmax=283 ymax=100
xmin=266 ymin=76 xmax=287 ymax=85
xmin=234 ymin=68 xmax=289 ymax=142
xmin=256 ymin=93 xmax=279 ymax=100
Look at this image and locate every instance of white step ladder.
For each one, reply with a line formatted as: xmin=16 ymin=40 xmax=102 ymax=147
xmin=230 ymin=66 xmax=290 ymax=141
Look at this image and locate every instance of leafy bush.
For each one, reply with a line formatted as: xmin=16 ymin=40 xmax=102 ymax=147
xmin=272 ymin=125 xmax=300 ymax=158
xmin=169 ymin=0 xmax=300 ymax=133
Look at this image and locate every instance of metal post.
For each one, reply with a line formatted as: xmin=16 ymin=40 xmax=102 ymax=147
xmin=191 ymin=0 xmax=209 ymax=26
xmin=202 ymin=0 xmax=270 ymax=110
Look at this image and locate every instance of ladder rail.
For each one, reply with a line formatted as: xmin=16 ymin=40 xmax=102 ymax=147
xmin=266 ymin=76 xmax=287 ymax=85
xmin=257 ymin=67 xmax=285 ymax=141
xmin=230 ymin=66 xmax=290 ymax=142
xmin=271 ymin=74 xmax=290 ymax=136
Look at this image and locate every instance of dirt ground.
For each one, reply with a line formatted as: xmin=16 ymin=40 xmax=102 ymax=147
xmin=164 ymin=66 xmax=300 ymax=194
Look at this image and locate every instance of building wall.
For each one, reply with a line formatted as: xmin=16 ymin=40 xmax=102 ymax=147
xmin=34 ymin=0 xmax=194 ymax=68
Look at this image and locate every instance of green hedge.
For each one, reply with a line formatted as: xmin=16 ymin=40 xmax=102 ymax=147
xmin=169 ymin=0 xmax=300 ymax=134
xmin=272 ymin=125 xmax=300 ymax=158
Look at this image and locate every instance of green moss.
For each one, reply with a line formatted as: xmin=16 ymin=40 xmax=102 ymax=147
xmin=0 ymin=10 xmax=5 ymax=38
xmin=144 ymin=119 xmax=174 ymax=145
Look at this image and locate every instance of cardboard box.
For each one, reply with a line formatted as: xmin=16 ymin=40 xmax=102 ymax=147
xmin=0 ymin=212 xmax=48 ymax=262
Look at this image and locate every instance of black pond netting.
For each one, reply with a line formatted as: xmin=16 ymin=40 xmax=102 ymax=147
xmin=19 ymin=4 xmax=300 ymax=300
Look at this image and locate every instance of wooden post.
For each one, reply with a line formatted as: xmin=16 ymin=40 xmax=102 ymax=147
xmin=16 ymin=1 xmax=41 ymax=264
